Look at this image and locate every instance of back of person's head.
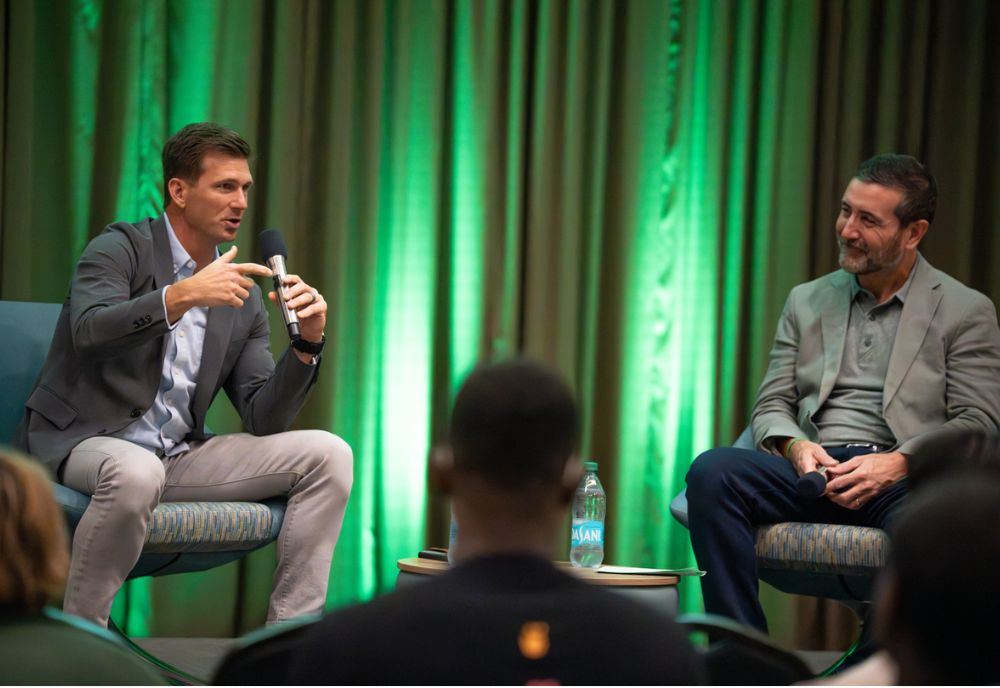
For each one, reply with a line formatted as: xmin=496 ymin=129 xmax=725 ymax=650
xmin=0 ymin=449 xmax=68 ymax=613
xmin=876 ymin=476 xmax=1000 ymax=684
xmin=854 ymin=153 xmax=937 ymax=227
xmin=906 ymin=430 xmax=1000 ymax=493
xmin=448 ymin=358 xmax=579 ymax=495
xmin=162 ymin=122 xmax=251 ymax=207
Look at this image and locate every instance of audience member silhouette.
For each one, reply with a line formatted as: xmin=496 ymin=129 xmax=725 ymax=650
xmin=817 ymin=430 xmax=1000 ymax=686
xmin=0 ymin=448 xmax=164 ymax=685
xmin=0 ymin=450 xmax=68 ymax=612
xmin=873 ymin=474 xmax=1000 ymax=685
xmin=906 ymin=429 xmax=1000 ymax=490
xmin=278 ymin=359 xmax=699 ymax=685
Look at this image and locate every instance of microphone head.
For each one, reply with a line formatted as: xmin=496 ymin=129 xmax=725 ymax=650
xmin=796 ymin=471 xmax=828 ymax=499
xmin=259 ymin=229 xmax=287 ymax=261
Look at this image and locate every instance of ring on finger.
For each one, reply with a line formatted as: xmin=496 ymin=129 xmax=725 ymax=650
xmin=310 ymin=290 xmax=319 ymax=304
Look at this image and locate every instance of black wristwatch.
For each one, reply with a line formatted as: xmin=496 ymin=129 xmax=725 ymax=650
xmin=291 ymin=335 xmax=325 ymax=355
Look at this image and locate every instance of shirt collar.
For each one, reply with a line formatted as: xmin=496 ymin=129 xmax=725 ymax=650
xmin=162 ymin=213 xmax=219 ymax=277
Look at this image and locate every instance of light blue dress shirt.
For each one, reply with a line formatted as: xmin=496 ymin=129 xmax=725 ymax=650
xmin=113 ymin=214 xmax=213 ymax=457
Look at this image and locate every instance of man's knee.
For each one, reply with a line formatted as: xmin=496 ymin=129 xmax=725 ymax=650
xmin=298 ymin=430 xmax=353 ymax=498
xmin=98 ymin=455 xmax=165 ymax=515
xmin=686 ymin=447 xmax=747 ymax=502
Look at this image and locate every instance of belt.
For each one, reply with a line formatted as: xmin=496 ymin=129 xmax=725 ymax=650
xmin=825 ymin=442 xmax=888 ymax=454
xmin=844 ymin=442 xmax=887 ymax=452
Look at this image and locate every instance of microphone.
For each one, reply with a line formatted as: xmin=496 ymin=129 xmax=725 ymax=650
xmin=259 ymin=229 xmax=301 ymax=341
xmin=796 ymin=465 xmax=829 ymax=498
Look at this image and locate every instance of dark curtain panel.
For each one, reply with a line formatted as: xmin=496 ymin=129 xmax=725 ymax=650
xmin=1 ymin=0 xmax=996 ymax=649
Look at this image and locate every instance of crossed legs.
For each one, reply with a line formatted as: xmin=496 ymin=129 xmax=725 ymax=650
xmin=61 ymin=431 xmax=352 ymax=626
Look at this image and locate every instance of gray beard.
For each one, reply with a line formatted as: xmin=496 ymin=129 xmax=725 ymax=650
xmin=838 ymin=239 xmax=905 ymax=276
xmin=839 ymin=251 xmax=879 ymax=274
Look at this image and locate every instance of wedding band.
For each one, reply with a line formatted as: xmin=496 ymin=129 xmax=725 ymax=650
xmin=310 ymin=290 xmax=319 ymax=303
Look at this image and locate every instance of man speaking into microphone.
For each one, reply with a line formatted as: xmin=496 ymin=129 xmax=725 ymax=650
xmin=19 ymin=122 xmax=353 ymax=628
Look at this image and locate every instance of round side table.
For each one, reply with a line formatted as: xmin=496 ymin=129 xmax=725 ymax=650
xmin=396 ymin=557 xmax=680 ymax=617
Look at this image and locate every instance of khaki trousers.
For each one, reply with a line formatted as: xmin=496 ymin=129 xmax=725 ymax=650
xmin=60 ymin=430 xmax=353 ymax=627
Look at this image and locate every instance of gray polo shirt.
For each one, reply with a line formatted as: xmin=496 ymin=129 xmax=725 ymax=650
xmin=812 ymin=257 xmax=920 ymax=447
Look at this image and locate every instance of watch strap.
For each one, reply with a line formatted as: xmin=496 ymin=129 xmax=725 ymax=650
xmin=291 ymin=335 xmax=325 ymax=355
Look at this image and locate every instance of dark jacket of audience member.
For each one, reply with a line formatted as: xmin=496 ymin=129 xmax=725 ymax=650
xmin=905 ymin=429 xmax=1000 ymax=490
xmin=269 ymin=359 xmax=698 ymax=685
xmin=875 ymin=474 xmax=1000 ymax=685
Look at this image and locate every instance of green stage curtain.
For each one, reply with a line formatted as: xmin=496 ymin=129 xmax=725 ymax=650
xmin=1 ymin=0 xmax=997 ymax=648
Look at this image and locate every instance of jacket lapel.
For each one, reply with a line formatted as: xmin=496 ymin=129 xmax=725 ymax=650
xmin=150 ymin=216 xmax=175 ymax=290
xmin=884 ymin=257 xmax=942 ymax=408
xmin=151 ymin=216 xmax=177 ymax=364
xmin=818 ymin=271 xmax=852 ymax=406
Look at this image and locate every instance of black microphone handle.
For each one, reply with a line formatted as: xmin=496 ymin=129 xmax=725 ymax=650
xmin=796 ymin=466 xmax=829 ymax=499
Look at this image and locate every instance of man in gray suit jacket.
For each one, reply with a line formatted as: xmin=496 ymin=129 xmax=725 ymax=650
xmin=685 ymin=154 xmax=1000 ymax=631
xmin=21 ymin=123 xmax=353 ymax=627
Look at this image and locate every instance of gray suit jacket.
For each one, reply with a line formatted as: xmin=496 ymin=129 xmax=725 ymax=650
xmin=22 ymin=216 xmax=320 ymax=471
xmin=751 ymin=255 xmax=1000 ymax=456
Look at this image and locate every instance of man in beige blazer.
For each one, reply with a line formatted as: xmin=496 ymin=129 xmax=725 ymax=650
xmin=685 ymin=154 xmax=1000 ymax=631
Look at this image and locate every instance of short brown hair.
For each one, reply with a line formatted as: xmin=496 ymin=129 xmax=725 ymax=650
xmin=162 ymin=123 xmax=251 ymax=207
xmin=0 ymin=449 xmax=69 ymax=612
xmin=855 ymin=154 xmax=937 ymax=228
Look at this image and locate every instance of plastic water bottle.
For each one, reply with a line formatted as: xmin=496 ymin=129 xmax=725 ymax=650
xmin=570 ymin=461 xmax=606 ymax=568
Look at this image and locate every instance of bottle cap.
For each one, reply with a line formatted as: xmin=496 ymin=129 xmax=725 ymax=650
xmin=583 ymin=460 xmax=598 ymax=472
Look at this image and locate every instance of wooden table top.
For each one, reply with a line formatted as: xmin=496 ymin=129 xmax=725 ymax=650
xmin=397 ymin=557 xmax=679 ymax=587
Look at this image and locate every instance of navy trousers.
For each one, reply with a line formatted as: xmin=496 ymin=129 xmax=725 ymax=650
xmin=685 ymin=446 xmax=907 ymax=632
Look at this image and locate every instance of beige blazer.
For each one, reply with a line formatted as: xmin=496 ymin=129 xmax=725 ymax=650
xmin=751 ymin=255 xmax=1000 ymax=455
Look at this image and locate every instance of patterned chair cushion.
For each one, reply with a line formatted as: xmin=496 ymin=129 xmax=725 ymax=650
xmin=144 ymin=502 xmax=277 ymax=554
xmin=754 ymin=523 xmax=889 ymax=576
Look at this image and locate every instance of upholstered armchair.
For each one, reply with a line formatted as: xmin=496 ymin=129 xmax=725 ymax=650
xmin=671 ymin=428 xmax=888 ymax=672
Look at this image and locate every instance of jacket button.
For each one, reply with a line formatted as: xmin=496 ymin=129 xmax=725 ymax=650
xmin=130 ymin=408 xmax=142 ymax=418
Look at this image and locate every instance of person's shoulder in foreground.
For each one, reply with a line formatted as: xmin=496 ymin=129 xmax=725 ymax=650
xmin=0 ymin=608 xmax=166 ymax=685
xmin=286 ymin=552 xmax=699 ymax=685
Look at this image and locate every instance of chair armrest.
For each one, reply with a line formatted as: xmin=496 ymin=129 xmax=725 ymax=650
xmin=51 ymin=481 xmax=92 ymax=532
xmin=678 ymin=613 xmax=814 ymax=684
xmin=669 ymin=490 xmax=689 ymax=528
xmin=733 ymin=426 xmax=754 ymax=450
